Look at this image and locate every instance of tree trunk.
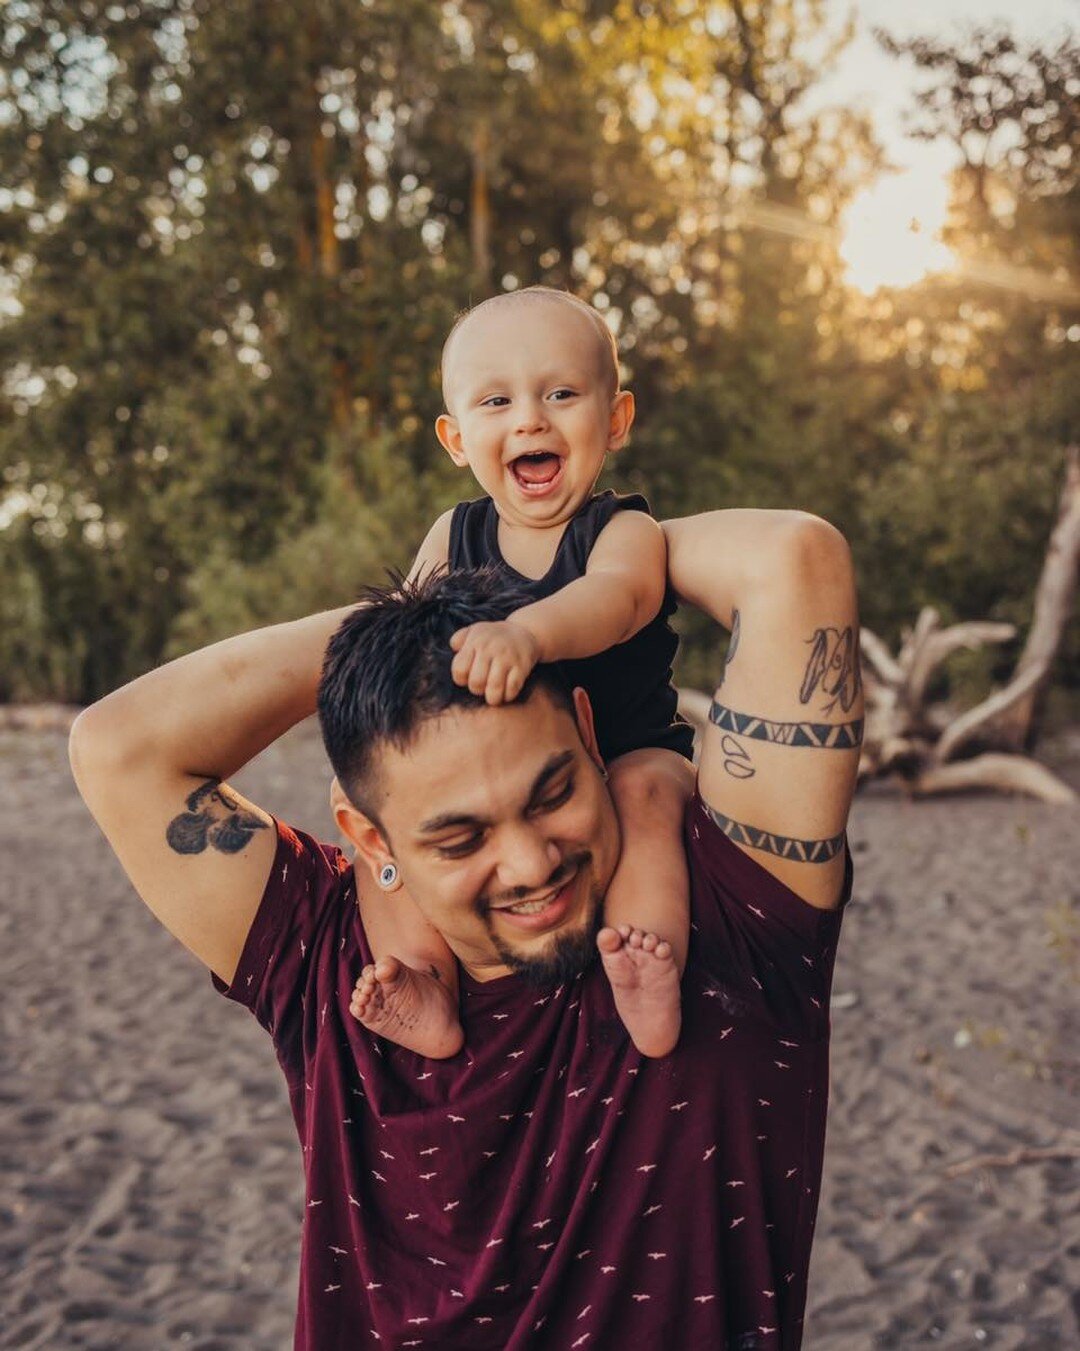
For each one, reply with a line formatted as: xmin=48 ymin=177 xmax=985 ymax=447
xmin=311 ymin=123 xmax=352 ymax=434
xmin=470 ymin=115 xmax=493 ymax=294
xmin=312 ymin=120 xmax=340 ymax=282
xmin=285 ymin=16 xmax=351 ymax=436
xmin=990 ymin=445 xmax=1080 ymax=751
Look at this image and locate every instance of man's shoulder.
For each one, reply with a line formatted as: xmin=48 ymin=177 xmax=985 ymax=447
xmin=213 ymin=818 xmax=357 ymax=1016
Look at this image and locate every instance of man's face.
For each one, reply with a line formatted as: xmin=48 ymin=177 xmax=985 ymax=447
xmin=368 ymin=687 xmax=620 ymax=984
xmin=437 ymin=299 xmax=633 ymax=532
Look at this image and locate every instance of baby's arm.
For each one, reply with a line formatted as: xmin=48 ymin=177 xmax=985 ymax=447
xmin=407 ymin=508 xmax=453 ymax=582
xmin=452 ymin=510 xmax=667 ymax=703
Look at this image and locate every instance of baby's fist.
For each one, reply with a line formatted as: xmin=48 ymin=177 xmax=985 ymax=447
xmin=449 ymin=621 xmax=540 ymax=705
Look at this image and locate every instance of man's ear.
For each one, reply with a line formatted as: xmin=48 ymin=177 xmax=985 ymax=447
xmin=435 ymin=412 xmax=469 ymax=468
xmin=606 ymin=390 xmax=635 ymax=453
xmin=571 ymin=686 xmax=605 ymax=775
xmin=330 ymin=777 xmax=402 ymax=891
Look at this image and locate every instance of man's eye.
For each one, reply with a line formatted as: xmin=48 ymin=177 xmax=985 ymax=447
xmin=435 ymin=837 xmax=482 ymax=859
xmin=536 ymin=779 xmax=574 ymax=812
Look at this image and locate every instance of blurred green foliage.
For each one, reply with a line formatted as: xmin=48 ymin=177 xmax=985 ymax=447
xmin=1 ymin=3 xmax=1077 ymax=708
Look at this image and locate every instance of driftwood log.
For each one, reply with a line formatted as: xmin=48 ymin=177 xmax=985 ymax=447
xmin=860 ymin=446 xmax=1078 ymax=803
xmin=679 ymin=446 xmax=1080 ymax=805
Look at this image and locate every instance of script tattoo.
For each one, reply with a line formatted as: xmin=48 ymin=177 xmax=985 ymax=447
xmin=800 ymin=626 xmax=861 ymax=714
xmin=166 ymin=779 xmax=268 ymax=856
xmin=710 ymin=699 xmax=864 ymax=750
xmin=703 ymin=802 xmax=845 ymax=864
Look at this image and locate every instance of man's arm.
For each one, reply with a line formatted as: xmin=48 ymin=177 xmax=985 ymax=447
xmin=663 ymin=509 xmax=861 ymax=910
xmin=69 ymin=606 xmax=355 ymax=983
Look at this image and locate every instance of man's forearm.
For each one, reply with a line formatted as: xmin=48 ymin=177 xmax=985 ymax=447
xmin=71 ymin=606 xmax=355 ymax=786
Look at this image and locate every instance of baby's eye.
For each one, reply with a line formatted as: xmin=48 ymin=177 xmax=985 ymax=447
xmin=480 ymin=395 xmax=510 ymax=408
xmin=549 ymin=388 xmax=577 ymax=401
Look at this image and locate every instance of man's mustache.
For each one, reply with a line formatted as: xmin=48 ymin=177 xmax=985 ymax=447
xmin=479 ymin=850 xmax=591 ymax=913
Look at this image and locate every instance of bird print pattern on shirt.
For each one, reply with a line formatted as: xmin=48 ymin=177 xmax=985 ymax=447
xmin=302 ymin=966 xmax=819 ymax=1346
xmin=232 ymin=811 xmax=841 ymax=1349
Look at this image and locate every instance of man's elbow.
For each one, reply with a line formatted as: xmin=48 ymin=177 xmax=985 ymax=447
xmin=777 ymin=513 xmax=856 ymax=598
xmin=68 ymin=698 xmax=136 ymax=803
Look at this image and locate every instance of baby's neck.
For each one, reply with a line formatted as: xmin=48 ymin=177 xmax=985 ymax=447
xmin=496 ymin=515 xmax=571 ymax=580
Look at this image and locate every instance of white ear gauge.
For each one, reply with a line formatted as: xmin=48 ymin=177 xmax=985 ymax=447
xmin=378 ymin=862 xmax=399 ymax=889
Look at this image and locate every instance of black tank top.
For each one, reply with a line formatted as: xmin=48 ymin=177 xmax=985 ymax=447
xmin=448 ymin=491 xmax=694 ymax=763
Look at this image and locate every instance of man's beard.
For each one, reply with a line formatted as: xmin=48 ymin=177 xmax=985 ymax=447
xmin=488 ymin=904 xmax=604 ymax=987
xmin=481 ymin=856 xmax=604 ymax=988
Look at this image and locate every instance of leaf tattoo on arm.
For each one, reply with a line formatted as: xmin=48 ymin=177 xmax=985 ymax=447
xmin=166 ymin=780 xmax=268 ymax=855
xmin=800 ymin=627 xmax=861 ymax=714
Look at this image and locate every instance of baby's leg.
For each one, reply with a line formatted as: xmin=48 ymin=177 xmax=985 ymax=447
xmin=350 ymin=879 xmax=464 ymax=1059
xmin=596 ymin=748 xmax=695 ymax=1058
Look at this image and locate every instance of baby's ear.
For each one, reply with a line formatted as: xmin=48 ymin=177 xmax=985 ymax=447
xmin=606 ymin=390 xmax=635 ymax=452
xmin=435 ymin=412 xmax=469 ymax=467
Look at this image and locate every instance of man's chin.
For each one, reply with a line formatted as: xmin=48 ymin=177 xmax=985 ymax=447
xmin=490 ymin=908 xmax=602 ymax=988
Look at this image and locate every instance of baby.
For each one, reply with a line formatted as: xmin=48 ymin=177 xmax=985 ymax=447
xmin=350 ymin=287 xmax=695 ymax=1058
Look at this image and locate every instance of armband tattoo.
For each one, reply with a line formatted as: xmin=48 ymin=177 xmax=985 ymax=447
xmin=710 ymin=699 xmax=864 ymax=750
xmin=703 ymin=801 xmax=845 ymax=863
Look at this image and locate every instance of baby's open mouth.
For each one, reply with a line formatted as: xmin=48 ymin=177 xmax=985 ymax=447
xmin=510 ymin=452 xmax=563 ymax=490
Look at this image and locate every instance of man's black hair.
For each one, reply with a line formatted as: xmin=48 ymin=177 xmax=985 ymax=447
xmin=317 ymin=566 xmax=575 ymax=821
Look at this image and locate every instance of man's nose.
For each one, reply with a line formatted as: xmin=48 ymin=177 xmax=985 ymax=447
xmin=494 ymin=824 xmax=562 ymax=892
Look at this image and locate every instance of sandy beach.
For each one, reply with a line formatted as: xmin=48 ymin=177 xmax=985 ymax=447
xmin=2 ymin=720 xmax=1077 ymax=1350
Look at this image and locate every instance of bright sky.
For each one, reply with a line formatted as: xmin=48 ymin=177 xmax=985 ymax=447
xmin=822 ymin=0 xmax=1077 ymax=173
xmin=816 ymin=0 xmax=1078 ymax=290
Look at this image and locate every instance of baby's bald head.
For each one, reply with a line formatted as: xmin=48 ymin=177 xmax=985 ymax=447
xmin=440 ymin=288 xmax=620 ymax=414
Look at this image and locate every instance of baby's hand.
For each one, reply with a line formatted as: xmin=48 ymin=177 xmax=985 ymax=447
xmin=450 ymin=621 xmax=540 ymax=705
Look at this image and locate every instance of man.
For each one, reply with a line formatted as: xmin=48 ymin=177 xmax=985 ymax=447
xmin=70 ymin=508 xmax=862 ymax=1349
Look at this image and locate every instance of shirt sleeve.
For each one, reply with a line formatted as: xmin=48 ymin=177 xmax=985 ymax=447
xmin=684 ymin=792 xmax=851 ymax=1039
xmin=211 ymin=818 xmax=352 ymax=1042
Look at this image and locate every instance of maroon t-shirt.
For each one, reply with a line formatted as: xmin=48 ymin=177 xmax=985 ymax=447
xmin=214 ymin=794 xmax=849 ymax=1350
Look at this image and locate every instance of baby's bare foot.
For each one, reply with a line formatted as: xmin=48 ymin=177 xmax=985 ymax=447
xmin=597 ymin=924 xmax=681 ymax=1058
xmin=349 ymin=957 xmax=464 ymax=1060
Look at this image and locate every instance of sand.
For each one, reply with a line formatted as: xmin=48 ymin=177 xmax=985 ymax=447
xmin=1 ymin=720 xmax=1077 ymax=1350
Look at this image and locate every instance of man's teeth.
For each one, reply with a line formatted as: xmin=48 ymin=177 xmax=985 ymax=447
xmin=505 ymin=896 xmax=554 ymax=915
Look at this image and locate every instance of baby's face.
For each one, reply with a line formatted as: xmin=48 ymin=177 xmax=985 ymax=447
xmin=437 ymin=300 xmax=633 ymax=530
